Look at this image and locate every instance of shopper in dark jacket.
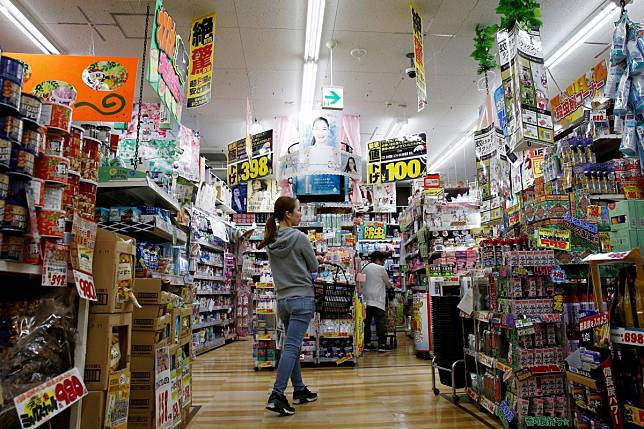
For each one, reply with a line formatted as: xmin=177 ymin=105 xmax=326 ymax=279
xmin=260 ymin=196 xmax=319 ymax=415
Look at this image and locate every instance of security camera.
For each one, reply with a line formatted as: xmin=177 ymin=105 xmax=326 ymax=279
xmin=405 ymin=52 xmax=416 ymax=79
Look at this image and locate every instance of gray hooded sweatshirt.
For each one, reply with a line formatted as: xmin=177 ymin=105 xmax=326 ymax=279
xmin=267 ymin=227 xmax=319 ymax=299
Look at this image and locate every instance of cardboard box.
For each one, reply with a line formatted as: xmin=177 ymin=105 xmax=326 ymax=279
xmin=84 ymin=312 xmax=132 ymax=391
xmin=127 ymin=394 xmax=155 ymax=429
xmin=91 ymin=228 xmax=136 ymax=314
xmin=131 ymin=330 xmax=172 ymax=358
xmin=81 ymin=369 xmax=131 ymax=429
xmin=133 ymin=278 xmax=173 ymax=306
xmin=132 ymin=309 xmax=172 ymax=332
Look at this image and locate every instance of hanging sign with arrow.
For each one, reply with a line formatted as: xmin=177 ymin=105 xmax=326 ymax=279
xmin=322 ymin=86 xmax=343 ymax=110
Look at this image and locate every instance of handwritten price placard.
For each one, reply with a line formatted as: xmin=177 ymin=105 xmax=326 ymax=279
xmin=14 ymin=367 xmax=87 ymax=429
xmin=73 ymin=270 xmax=97 ymax=301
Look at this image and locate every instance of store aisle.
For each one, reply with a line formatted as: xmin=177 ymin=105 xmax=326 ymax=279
xmin=188 ymin=336 xmax=500 ymax=428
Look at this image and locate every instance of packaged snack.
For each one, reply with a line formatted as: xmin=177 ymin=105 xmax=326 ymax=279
xmin=629 ymin=27 xmax=644 ymax=75
xmin=614 ymin=73 xmax=631 ymax=116
xmin=630 ymin=74 xmax=644 ymax=112
xmin=611 ymin=14 xmax=628 ymax=64
xmin=620 ymin=114 xmax=639 ymax=156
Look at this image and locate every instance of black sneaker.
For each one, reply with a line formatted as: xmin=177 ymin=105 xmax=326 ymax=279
xmin=293 ymin=387 xmax=318 ymax=404
xmin=266 ymin=392 xmax=295 ymax=416
xmin=378 ymin=345 xmax=392 ymax=353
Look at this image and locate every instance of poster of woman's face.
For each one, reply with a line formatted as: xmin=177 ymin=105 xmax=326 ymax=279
xmin=298 ymin=110 xmax=341 ymax=176
xmin=247 ymin=179 xmax=280 ymax=213
xmin=373 ymin=183 xmax=396 ymax=213
xmin=341 ymin=152 xmax=361 ymax=179
xmin=231 ymin=183 xmax=247 ymax=214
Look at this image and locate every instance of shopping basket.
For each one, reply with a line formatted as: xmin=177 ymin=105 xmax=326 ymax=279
xmin=314 ymin=262 xmax=355 ymax=319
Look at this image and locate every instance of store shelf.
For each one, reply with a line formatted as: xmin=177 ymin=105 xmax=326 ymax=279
xmin=98 ymin=176 xmax=180 ymax=212
xmin=566 ymin=370 xmax=598 ymax=389
xmin=480 ymin=396 xmax=497 ymax=415
xmin=244 ymin=249 xmax=267 ymax=254
xmin=0 ymin=260 xmax=41 ymax=275
xmin=216 ymin=199 xmax=236 ymax=215
xmin=195 ymin=338 xmax=227 ymax=355
xmin=197 ymin=260 xmax=224 ymax=268
xmin=194 ymin=275 xmax=227 ymax=281
xmin=196 ymin=291 xmax=232 ymax=296
xmin=589 ymin=194 xmax=625 ymax=201
xmin=478 ymin=352 xmax=495 ymax=369
xmin=255 ymin=282 xmax=274 ymax=289
xmin=149 ymin=272 xmax=186 ymax=285
xmin=403 ymin=233 xmax=418 ymax=246
xmin=98 ymin=218 xmax=187 ymax=244
xmin=195 ymin=240 xmax=226 ymax=252
xmin=320 ymin=335 xmax=353 ymax=339
xmin=198 ymin=305 xmax=233 ymax=313
xmin=193 ymin=319 xmax=227 ymax=329
xmin=465 ymin=387 xmax=479 ymax=402
xmin=410 ymin=265 xmax=426 ymax=273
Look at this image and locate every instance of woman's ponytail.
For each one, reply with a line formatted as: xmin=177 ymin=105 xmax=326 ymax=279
xmin=259 ymin=215 xmax=277 ymax=249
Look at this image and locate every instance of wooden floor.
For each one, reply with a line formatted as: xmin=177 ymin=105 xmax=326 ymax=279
xmin=188 ymin=335 xmax=501 ymax=429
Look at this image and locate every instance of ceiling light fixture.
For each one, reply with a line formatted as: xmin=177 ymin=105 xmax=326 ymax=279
xmin=545 ymin=2 xmax=619 ymax=69
xmin=430 ymin=124 xmax=478 ymax=172
xmin=300 ymin=60 xmax=318 ymax=110
xmin=304 ymin=0 xmax=325 ymax=61
xmin=385 ymin=118 xmax=408 ymax=139
xmin=0 ymin=0 xmax=60 ymax=54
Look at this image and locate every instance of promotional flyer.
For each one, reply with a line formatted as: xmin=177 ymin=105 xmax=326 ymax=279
xmin=187 ymin=13 xmax=216 ymax=108
xmin=227 ymin=130 xmax=273 ymax=186
xmin=247 ymin=179 xmax=280 ymax=213
xmin=367 ymin=134 xmax=427 ymax=184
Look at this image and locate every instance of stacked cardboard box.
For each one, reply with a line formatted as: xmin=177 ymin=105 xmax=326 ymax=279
xmin=128 ymin=278 xmax=193 ymax=428
xmin=82 ymin=229 xmax=137 ymax=429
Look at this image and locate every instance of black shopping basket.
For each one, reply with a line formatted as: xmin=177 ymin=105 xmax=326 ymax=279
xmin=314 ymin=262 xmax=355 ymax=319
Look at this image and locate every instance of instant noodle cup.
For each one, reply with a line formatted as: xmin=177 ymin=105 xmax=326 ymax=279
xmin=9 ymin=145 xmax=35 ymax=176
xmin=63 ymin=172 xmax=79 ymax=210
xmin=0 ymin=77 xmax=22 ymax=111
xmin=37 ymin=209 xmax=66 ymax=238
xmin=0 ymin=115 xmax=23 ymax=143
xmin=28 ymin=178 xmax=44 ymax=208
xmin=0 ymin=137 xmax=10 ymax=167
xmin=0 ymin=173 xmax=9 ymax=199
xmin=76 ymin=179 xmax=97 ymax=217
xmin=9 ymin=178 xmax=29 ymax=205
xmin=0 ymin=234 xmax=24 ymax=260
xmin=0 ymin=56 xmax=24 ymax=84
xmin=65 ymin=126 xmax=83 ymax=172
xmin=47 ymin=103 xmax=72 ymax=133
xmin=43 ymin=182 xmax=64 ymax=210
xmin=3 ymin=203 xmax=28 ymax=231
xmin=23 ymin=234 xmax=40 ymax=265
xmin=19 ymin=93 xmax=42 ymax=123
xmin=35 ymin=154 xmax=69 ymax=183
xmin=43 ymin=134 xmax=64 ymax=156
xmin=21 ymin=127 xmax=44 ymax=154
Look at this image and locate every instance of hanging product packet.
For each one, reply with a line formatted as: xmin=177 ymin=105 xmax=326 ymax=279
xmin=637 ymin=124 xmax=644 ymax=151
xmin=605 ymin=63 xmax=626 ymax=99
xmin=620 ymin=114 xmax=639 ymax=157
xmin=611 ymin=13 xmax=628 ymax=64
xmin=627 ymin=27 xmax=644 ymax=75
xmin=614 ymin=72 xmax=632 ymax=115
xmin=629 ymin=74 xmax=644 ymax=113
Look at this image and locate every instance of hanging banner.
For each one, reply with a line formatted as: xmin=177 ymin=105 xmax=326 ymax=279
xmin=550 ymin=60 xmax=607 ymax=135
xmin=147 ymin=0 xmax=189 ymax=123
xmin=373 ymin=183 xmax=397 ymax=212
xmin=410 ymin=3 xmax=427 ymax=111
xmin=6 ymin=53 xmax=138 ymax=122
xmin=14 ymin=367 xmax=87 ymax=429
xmin=226 ymin=130 xmax=273 ymax=186
xmin=537 ymin=228 xmax=571 ymax=251
xmin=475 ymin=125 xmax=507 ymax=225
xmin=367 ymin=134 xmax=427 ymax=185
xmin=496 ymin=24 xmax=554 ymax=153
xmin=187 ymin=13 xmax=216 ymax=108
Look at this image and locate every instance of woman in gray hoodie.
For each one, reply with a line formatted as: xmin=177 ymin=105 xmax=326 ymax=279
xmin=259 ymin=196 xmax=319 ymax=415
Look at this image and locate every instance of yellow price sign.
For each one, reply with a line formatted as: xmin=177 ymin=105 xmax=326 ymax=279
xmin=361 ymin=222 xmax=387 ymax=240
xmin=227 ymin=164 xmax=238 ymax=185
xmin=381 ymin=158 xmax=424 ymax=182
xmin=227 ymin=154 xmax=272 ymax=185
xmin=367 ymin=163 xmax=381 ymax=185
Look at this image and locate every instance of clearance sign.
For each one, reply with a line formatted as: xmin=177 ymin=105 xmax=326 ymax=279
xmin=367 ymin=134 xmax=427 ymax=185
xmin=187 ymin=13 xmax=216 ymax=108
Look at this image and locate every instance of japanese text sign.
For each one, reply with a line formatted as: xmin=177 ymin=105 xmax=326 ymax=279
xmin=6 ymin=53 xmax=138 ymax=122
xmin=14 ymin=367 xmax=87 ymax=429
xmin=410 ymin=3 xmax=427 ymax=111
xmin=187 ymin=13 xmax=216 ymax=108
xmin=147 ymin=0 xmax=189 ymax=123
xmin=358 ymin=222 xmax=387 ymax=240
xmin=367 ymin=134 xmax=427 ymax=184
xmin=537 ymin=228 xmax=571 ymax=251
xmin=226 ymin=130 xmax=273 ymax=185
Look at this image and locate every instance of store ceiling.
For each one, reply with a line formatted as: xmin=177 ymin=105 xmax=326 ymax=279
xmin=1 ymin=0 xmax=643 ymax=183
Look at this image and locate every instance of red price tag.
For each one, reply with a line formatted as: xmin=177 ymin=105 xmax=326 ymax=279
xmin=73 ymin=270 xmax=97 ymax=301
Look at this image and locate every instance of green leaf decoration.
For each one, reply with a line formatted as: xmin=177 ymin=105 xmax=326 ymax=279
xmin=470 ymin=24 xmax=498 ymax=75
xmin=496 ymin=0 xmax=543 ymax=29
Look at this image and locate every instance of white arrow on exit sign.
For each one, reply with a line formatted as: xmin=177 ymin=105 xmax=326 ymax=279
xmin=322 ymin=86 xmax=343 ymax=110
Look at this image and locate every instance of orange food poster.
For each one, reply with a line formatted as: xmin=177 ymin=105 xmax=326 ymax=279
xmin=5 ymin=53 xmax=138 ymax=122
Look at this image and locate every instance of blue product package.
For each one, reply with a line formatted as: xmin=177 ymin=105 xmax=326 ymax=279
xmin=628 ymin=27 xmax=644 ymax=75
xmin=605 ymin=63 xmax=626 ymax=99
xmin=620 ymin=114 xmax=639 ymax=157
xmin=631 ymin=74 xmax=644 ymax=113
xmin=614 ymin=73 xmax=632 ymax=116
xmin=611 ymin=14 xmax=628 ymax=64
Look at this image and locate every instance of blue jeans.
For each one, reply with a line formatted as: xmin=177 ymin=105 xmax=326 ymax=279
xmin=272 ymin=296 xmax=315 ymax=396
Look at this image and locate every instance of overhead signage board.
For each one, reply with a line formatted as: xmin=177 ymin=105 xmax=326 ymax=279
xmin=226 ymin=130 xmax=273 ymax=185
xmin=7 ymin=53 xmax=138 ymax=122
xmin=147 ymin=0 xmax=189 ymax=123
xmin=410 ymin=3 xmax=427 ymax=111
xmin=187 ymin=13 xmax=216 ymax=108
xmin=321 ymin=86 xmax=344 ymax=110
xmin=367 ymin=134 xmax=427 ymax=185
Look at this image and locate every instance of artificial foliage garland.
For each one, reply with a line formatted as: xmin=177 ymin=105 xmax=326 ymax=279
xmin=496 ymin=0 xmax=543 ymax=29
xmin=470 ymin=24 xmax=498 ymax=76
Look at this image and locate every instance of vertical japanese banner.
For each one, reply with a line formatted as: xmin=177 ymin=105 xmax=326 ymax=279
xmin=187 ymin=13 xmax=216 ymax=108
xmin=410 ymin=3 xmax=427 ymax=111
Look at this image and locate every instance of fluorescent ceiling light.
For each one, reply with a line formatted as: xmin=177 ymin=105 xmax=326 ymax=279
xmin=304 ymin=0 xmax=325 ymax=61
xmin=430 ymin=124 xmax=477 ymax=172
xmin=385 ymin=118 xmax=408 ymax=139
xmin=545 ymin=2 xmax=618 ymax=69
xmin=0 ymin=0 xmax=59 ymax=54
xmin=300 ymin=60 xmax=318 ymax=110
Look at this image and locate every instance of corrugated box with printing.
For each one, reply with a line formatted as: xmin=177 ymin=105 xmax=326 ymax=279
xmin=130 ymin=369 xmax=155 ymax=397
xmin=133 ymin=278 xmax=173 ymax=306
xmin=132 ymin=308 xmax=172 ymax=332
xmin=91 ymin=228 xmax=136 ymax=314
xmin=84 ymin=312 xmax=132 ymax=391
xmin=131 ymin=329 xmax=172 ymax=370
xmin=81 ymin=369 xmax=131 ymax=429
